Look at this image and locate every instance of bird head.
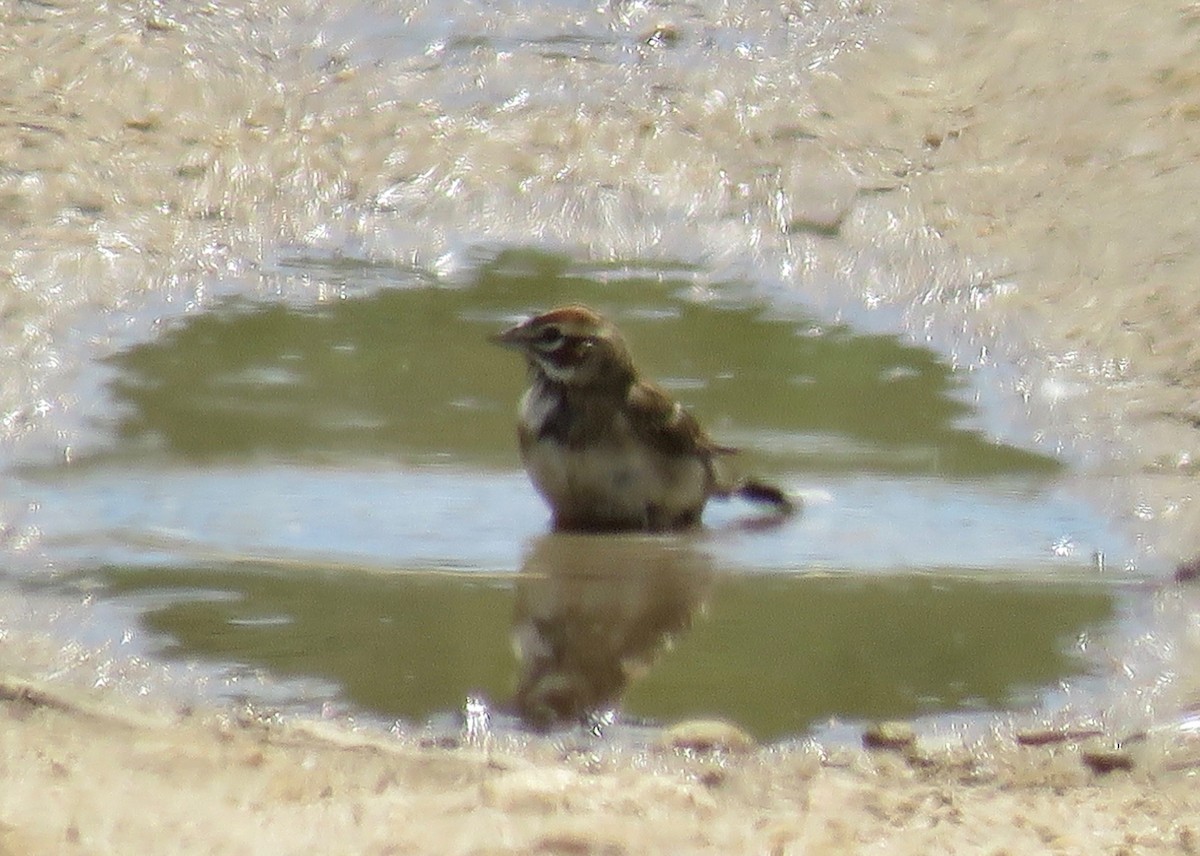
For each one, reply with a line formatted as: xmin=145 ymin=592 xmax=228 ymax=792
xmin=491 ymin=304 xmax=634 ymax=389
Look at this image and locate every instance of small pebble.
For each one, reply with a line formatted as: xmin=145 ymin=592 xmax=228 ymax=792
xmin=1081 ymin=746 xmax=1134 ymax=775
xmin=862 ymin=721 xmax=917 ymax=752
xmin=1175 ymin=556 xmax=1200 ymax=583
xmin=643 ymin=24 xmax=681 ymax=48
xmin=1016 ymin=727 xmax=1104 ymax=747
xmin=660 ymin=719 xmax=757 ymax=754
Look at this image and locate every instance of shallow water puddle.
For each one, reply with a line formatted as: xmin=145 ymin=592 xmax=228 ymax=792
xmin=19 ymin=250 xmax=1136 ymax=739
xmin=79 ymin=556 xmax=1114 ymax=741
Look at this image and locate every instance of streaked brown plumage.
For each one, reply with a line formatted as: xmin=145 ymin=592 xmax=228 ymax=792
xmin=491 ymin=304 xmax=794 ymax=532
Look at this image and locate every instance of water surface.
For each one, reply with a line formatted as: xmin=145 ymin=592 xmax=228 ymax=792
xmin=16 ymin=253 xmax=1135 ymax=740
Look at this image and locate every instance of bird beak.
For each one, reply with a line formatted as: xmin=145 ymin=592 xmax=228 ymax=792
xmin=489 ymin=319 xmax=528 ymax=348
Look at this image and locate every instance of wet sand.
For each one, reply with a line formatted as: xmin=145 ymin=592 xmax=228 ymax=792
xmin=4 ymin=0 xmax=1200 ymax=853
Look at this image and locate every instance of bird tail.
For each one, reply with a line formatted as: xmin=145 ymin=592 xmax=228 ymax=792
xmin=715 ymin=477 xmax=798 ymax=516
xmin=736 ymin=478 xmax=797 ymax=514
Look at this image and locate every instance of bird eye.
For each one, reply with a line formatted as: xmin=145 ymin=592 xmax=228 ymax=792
xmin=531 ymin=326 xmax=565 ymax=351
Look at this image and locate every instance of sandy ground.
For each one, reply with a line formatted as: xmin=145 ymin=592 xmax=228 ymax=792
xmin=4 ymin=0 xmax=1200 ymax=853
xmin=3 ymin=670 xmax=1200 ymax=856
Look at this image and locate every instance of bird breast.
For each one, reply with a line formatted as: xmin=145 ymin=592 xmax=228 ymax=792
xmin=516 ymin=384 xmax=709 ymax=528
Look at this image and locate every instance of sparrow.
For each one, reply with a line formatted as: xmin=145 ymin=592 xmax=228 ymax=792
xmin=491 ymin=304 xmax=795 ymax=532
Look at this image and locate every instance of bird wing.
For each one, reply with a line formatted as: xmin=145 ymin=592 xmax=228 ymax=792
xmin=625 ymin=380 xmax=736 ymax=459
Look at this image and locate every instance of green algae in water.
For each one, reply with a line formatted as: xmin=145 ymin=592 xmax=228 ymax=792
xmin=96 ymin=249 xmax=1057 ymax=478
xmin=26 ymin=250 xmax=1125 ymax=739
xmin=93 ymin=552 xmax=1114 ymax=741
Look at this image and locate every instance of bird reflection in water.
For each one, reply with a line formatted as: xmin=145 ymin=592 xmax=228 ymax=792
xmin=510 ymin=534 xmax=714 ymax=731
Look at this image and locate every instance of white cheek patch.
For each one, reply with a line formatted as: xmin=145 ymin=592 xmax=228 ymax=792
xmin=534 ymin=357 xmax=577 ymax=384
xmin=519 ymin=384 xmax=559 ymax=435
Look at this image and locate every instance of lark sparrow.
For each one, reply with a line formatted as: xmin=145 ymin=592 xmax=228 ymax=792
xmin=492 ymin=304 xmax=794 ymax=532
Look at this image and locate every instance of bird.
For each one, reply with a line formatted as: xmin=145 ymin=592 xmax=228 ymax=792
xmin=491 ymin=304 xmax=795 ymax=532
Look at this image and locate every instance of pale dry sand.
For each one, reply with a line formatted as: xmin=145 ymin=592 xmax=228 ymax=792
xmin=2 ymin=671 xmax=1199 ymax=856
xmin=4 ymin=0 xmax=1200 ymax=853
